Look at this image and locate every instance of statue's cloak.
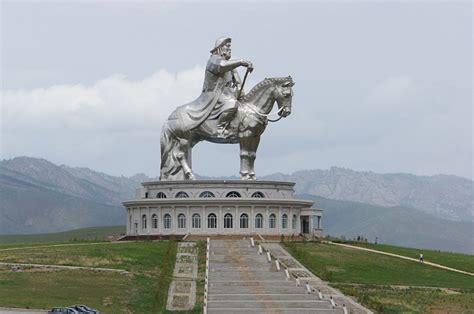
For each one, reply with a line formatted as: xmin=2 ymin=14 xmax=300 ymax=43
xmin=167 ymin=78 xmax=224 ymax=132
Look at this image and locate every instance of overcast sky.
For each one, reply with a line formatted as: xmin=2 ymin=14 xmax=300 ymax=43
xmin=1 ymin=1 xmax=472 ymax=179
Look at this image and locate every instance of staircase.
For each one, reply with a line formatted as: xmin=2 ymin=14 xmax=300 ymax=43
xmin=206 ymin=240 xmax=344 ymax=314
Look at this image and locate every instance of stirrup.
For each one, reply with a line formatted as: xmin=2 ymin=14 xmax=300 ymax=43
xmin=217 ymin=127 xmax=228 ymax=138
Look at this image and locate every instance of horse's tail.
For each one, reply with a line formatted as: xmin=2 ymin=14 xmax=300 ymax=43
xmin=160 ymin=121 xmax=186 ymax=180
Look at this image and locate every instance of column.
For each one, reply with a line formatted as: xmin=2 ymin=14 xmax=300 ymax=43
xmin=187 ymin=206 xmax=190 ymax=234
xmin=278 ymin=207 xmax=282 ymax=235
xmin=172 ymin=206 xmax=176 ymax=234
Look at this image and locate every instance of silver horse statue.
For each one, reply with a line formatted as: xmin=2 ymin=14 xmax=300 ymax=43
xmin=160 ymin=76 xmax=294 ymax=180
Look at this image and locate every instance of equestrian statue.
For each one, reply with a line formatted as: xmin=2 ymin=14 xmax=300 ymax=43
xmin=160 ymin=37 xmax=294 ymax=181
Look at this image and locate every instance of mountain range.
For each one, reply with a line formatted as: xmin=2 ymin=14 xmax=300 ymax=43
xmin=0 ymin=157 xmax=472 ymax=253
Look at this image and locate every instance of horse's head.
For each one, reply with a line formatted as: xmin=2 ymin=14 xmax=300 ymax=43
xmin=274 ymin=76 xmax=295 ymax=118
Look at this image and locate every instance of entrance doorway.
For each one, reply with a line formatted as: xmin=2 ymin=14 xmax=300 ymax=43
xmin=301 ymin=216 xmax=310 ymax=234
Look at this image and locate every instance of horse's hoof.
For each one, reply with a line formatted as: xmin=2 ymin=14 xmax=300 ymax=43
xmin=186 ymin=172 xmax=196 ymax=180
xmin=240 ymin=174 xmax=251 ymax=180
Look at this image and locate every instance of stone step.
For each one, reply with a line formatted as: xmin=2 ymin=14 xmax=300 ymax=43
xmin=208 ymin=300 xmax=333 ymax=309
xmin=208 ymin=309 xmax=344 ymax=314
xmin=209 ymin=293 xmax=322 ymax=301
xmin=210 ymin=265 xmax=276 ymax=270
xmin=209 ymin=283 xmax=300 ymax=290
xmin=209 ymin=286 xmax=314 ymax=294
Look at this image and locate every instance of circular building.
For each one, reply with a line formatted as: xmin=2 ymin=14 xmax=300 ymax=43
xmin=123 ymin=180 xmax=322 ymax=238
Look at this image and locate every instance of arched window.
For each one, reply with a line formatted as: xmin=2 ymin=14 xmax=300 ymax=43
xmin=192 ymin=214 xmax=201 ymax=229
xmin=199 ymin=191 xmax=215 ymax=198
xmin=226 ymin=191 xmax=241 ymax=198
xmin=208 ymin=214 xmax=217 ymax=229
xmin=152 ymin=214 xmax=158 ymax=229
xmin=224 ymin=213 xmax=233 ymax=229
xmin=178 ymin=214 xmax=186 ymax=229
xmin=269 ymin=214 xmax=276 ymax=229
xmin=164 ymin=214 xmax=171 ymax=229
xmin=292 ymin=214 xmax=297 ymax=229
xmin=157 ymin=192 xmax=167 ymax=198
xmin=255 ymin=214 xmax=263 ymax=229
xmin=251 ymin=191 xmax=265 ymax=198
xmin=142 ymin=214 xmax=147 ymax=229
xmin=175 ymin=191 xmax=189 ymax=198
xmin=240 ymin=214 xmax=249 ymax=229
xmin=281 ymin=214 xmax=288 ymax=229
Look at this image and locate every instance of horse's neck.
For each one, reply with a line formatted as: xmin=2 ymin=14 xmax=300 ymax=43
xmin=245 ymin=88 xmax=275 ymax=114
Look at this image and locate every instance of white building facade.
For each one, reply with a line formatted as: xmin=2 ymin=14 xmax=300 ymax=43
xmin=123 ymin=180 xmax=322 ymax=237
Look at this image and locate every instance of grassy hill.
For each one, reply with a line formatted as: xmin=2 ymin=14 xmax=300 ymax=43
xmin=303 ymin=194 xmax=474 ymax=254
xmin=350 ymin=242 xmax=474 ymax=273
xmin=0 ymin=230 xmax=472 ymax=313
xmin=0 ymin=226 xmax=125 ymax=246
xmin=283 ymin=241 xmax=474 ymax=313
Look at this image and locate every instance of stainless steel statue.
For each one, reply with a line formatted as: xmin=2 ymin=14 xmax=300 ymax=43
xmin=160 ymin=37 xmax=294 ymax=181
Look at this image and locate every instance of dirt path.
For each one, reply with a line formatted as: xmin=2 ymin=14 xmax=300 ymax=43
xmin=0 ymin=261 xmax=130 ymax=274
xmin=0 ymin=241 xmax=132 ymax=252
xmin=329 ymin=242 xmax=474 ymax=276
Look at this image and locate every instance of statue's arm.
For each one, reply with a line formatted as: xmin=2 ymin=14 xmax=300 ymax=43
xmin=210 ymin=56 xmax=252 ymax=74
xmin=233 ymin=69 xmax=242 ymax=86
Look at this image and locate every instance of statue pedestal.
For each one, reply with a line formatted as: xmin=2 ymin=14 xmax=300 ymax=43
xmin=123 ymin=180 xmax=322 ymax=238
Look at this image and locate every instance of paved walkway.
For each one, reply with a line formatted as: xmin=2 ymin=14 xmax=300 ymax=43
xmin=329 ymin=242 xmax=474 ymax=277
xmin=0 ymin=308 xmax=46 ymax=314
xmin=207 ymin=240 xmax=347 ymax=314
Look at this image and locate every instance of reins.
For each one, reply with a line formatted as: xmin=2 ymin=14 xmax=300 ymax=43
xmin=242 ymin=103 xmax=286 ymax=123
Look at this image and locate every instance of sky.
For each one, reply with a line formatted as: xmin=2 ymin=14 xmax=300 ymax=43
xmin=1 ymin=1 xmax=472 ymax=179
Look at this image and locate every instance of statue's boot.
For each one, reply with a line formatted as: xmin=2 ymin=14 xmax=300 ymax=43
xmin=216 ymin=107 xmax=237 ymax=138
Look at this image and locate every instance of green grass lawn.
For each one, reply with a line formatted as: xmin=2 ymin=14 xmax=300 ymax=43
xmin=349 ymin=242 xmax=474 ymax=273
xmin=0 ymin=226 xmax=126 ymax=246
xmin=284 ymin=241 xmax=474 ymax=313
xmin=0 ymin=241 xmax=179 ymax=313
xmin=0 ymin=267 xmax=132 ymax=312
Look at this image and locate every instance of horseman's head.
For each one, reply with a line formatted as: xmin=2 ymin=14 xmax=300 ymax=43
xmin=210 ymin=37 xmax=232 ymax=60
xmin=275 ymin=76 xmax=294 ymax=118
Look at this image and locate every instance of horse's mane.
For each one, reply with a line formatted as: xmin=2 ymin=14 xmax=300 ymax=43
xmin=243 ymin=76 xmax=293 ymax=102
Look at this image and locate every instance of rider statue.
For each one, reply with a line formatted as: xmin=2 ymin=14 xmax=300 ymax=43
xmin=169 ymin=37 xmax=253 ymax=138
xmin=205 ymin=37 xmax=253 ymax=137
xmin=160 ymin=37 xmax=294 ymax=181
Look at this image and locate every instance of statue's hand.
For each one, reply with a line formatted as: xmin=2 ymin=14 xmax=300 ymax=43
xmin=241 ymin=59 xmax=254 ymax=73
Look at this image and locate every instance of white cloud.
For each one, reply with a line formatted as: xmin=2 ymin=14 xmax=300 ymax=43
xmin=1 ymin=66 xmax=204 ymax=135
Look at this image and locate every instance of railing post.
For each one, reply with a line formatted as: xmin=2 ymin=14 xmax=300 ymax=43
xmin=285 ymin=269 xmax=290 ymax=280
xmin=343 ymin=304 xmax=348 ymax=314
xmin=275 ymin=260 xmax=280 ymax=271
xmin=266 ymin=251 xmax=271 ymax=263
xmin=250 ymin=237 xmax=255 ymax=247
xmin=258 ymin=244 xmax=263 ymax=255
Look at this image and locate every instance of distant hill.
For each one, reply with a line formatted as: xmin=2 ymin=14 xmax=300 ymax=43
xmin=0 ymin=157 xmax=141 ymax=234
xmin=0 ymin=225 xmax=125 ymax=244
xmin=304 ymin=194 xmax=473 ymax=254
xmin=1 ymin=156 xmax=472 ymax=253
xmin=263 ymin=168 xmax=473 ymax=222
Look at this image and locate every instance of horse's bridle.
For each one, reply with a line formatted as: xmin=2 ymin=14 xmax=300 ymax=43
xmin=242 ymin=87 xmax=291 ymax=123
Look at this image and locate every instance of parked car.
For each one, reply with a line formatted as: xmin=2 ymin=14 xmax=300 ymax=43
xmin=49 ymin=305 xmax=100 ymax=314
xmin=71 ymin=304 xmax=100 ymax=314
xmin=48 ymin=308 xmax=79 ymax=314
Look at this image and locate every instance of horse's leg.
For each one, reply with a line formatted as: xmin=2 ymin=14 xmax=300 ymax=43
xmin=174 ymin=137 xmax=196 ymax=180
xmin=239 ymin=138 xmax=252 ymax=180
xmin=247 ymin=136 xmax=260 ymax=180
